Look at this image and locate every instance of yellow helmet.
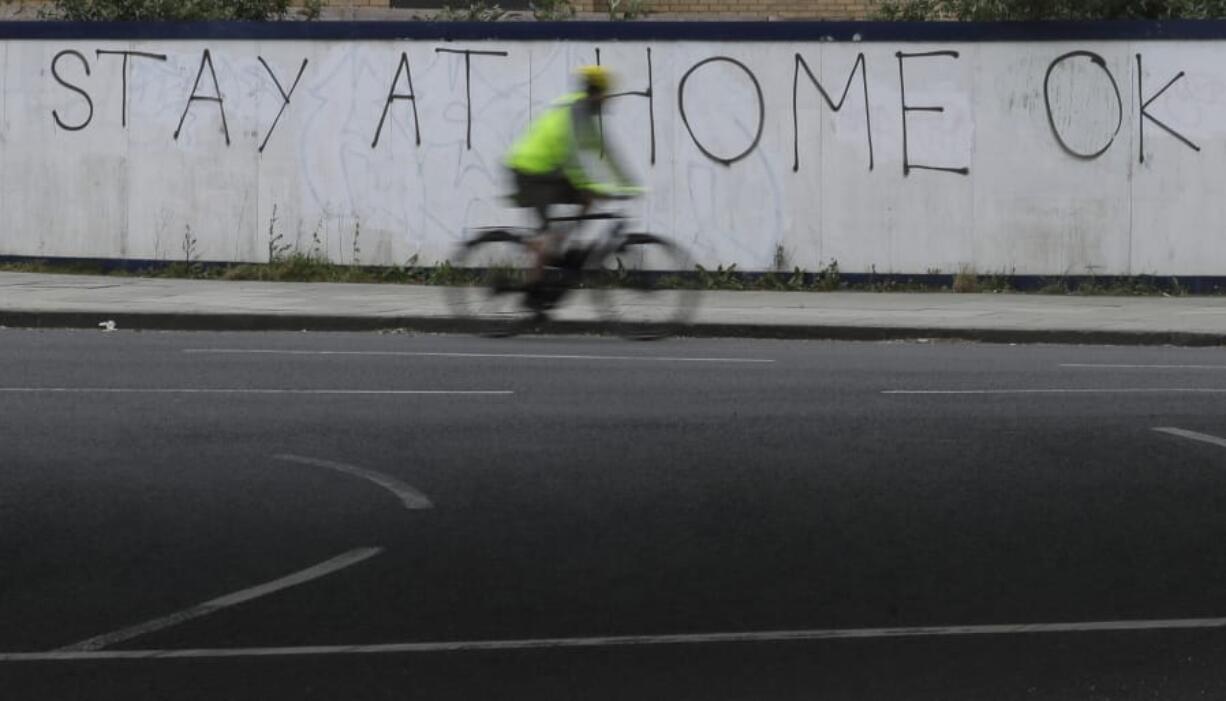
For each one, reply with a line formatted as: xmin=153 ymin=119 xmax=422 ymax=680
xmin=576 ymin=65 xmax=612 ymax=93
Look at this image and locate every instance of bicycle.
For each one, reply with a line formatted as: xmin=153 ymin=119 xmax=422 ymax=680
xmin=444 ymin=211 xmax=698 ymax=340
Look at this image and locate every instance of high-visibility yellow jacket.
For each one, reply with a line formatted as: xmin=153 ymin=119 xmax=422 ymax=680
xmin=505 ymin=92 xmax=621 ymax=194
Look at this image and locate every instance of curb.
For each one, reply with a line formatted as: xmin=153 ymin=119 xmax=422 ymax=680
xmin=3 ymin=310 xmax=1225 ymax=347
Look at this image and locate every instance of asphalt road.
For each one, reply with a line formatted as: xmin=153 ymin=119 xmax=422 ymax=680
xmin=3 ymin=329 xmax=1226 ymax=699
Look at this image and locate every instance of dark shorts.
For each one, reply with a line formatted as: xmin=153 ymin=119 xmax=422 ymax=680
xmin=512 ymin=169 xmax=587 ymax=209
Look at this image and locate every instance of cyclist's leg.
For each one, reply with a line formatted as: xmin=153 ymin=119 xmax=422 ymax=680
xmin=528 ymin=202 xmax=554 ymax=286
xmin=553 ymin=176 xmax=595 ymax=253
xmin=541 ymin=172 xmax=590 ymax=260
xmin=520 ymin=170 xmax=590 ymax=279
xmin=511 ymin=170 xmax=554 ymax=285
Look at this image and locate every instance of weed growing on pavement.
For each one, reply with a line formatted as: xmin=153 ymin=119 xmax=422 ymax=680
xmin=981 ymin=269 xmax=1016 ymax=293
xmin=1038 ymin=277 xmax=1069 ymax=295
xmin=1073 ymin=275 xmax=1185 ymax=296
xmin=772 ymin=244 xmax=789 ymax=271
xmin=309 ymin=229 xmax=324 ymax=261
xmin=859 ymin=277 xmax=946 ymax=292
xmin=813 ymin=260 xmax=842 ymax=291
xmin=857 ymin=264 xmax=941 ymax=292
xmin=599 ymin=256 xmax=631 ymax=287
xmin=164 ymin=225 xmax=206 ymax=278
xmin=953 ymin=265 xmax=979 ymax=293
xmin=757 ymin=267 xmax=809 ymax=292
xmin=695 ymin=264 xmax=745 ymax=290
xmin=0 ymin=253 xmax=1214 ymax=295
xmin=266 ymin=205 xmax=293 ymax=263
xmin=425 ymin=260 xmax=471 ymax=286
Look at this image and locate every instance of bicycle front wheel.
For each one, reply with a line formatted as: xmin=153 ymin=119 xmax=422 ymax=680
xmin=443 ymin=229 xmax=537 ymax=337
xmin=588 ymin=233 xmax=698 ymax=340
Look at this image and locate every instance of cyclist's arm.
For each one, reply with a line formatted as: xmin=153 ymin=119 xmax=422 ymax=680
xmin=599 ymin=139 xmax=638 ymax=193
xmin=564 ymin=102 xmax=641 ymax=197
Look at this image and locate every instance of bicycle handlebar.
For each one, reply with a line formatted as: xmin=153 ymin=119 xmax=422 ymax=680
xmin=545 ymin=212 xmax=626 ymax=223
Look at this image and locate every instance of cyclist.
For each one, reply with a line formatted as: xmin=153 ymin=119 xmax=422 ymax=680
xmin=504 ymin=65 xmax=639 ymax=283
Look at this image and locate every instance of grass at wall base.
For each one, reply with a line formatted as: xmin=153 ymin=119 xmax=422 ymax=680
xmin=0 ymin=256 xmax=1214 ymax=296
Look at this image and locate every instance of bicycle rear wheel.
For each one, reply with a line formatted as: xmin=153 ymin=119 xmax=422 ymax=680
xmin=443 ymin=229 xmax=537 ymax=337
xmin=588 ymin=233 xmax=698 ymax=340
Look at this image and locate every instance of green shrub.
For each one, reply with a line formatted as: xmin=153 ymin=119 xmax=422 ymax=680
xmin=952 ymin=265 xmax=978 ymax=293
xmin=607 ymin=0 xmax=650 ymax=20
xmin=437 ymin=1 xmax=506 ymax=21
xmin=530 ymin=0 xmax=574 ymax=19
xmin=877 ymin=0 xmax=1226 ymax=20
xmin=38 ymin=0 xmax=318 ymax=21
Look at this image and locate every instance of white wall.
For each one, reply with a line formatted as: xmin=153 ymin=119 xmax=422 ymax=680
xmin=2 ymin=37 xmax=1223 ymax=275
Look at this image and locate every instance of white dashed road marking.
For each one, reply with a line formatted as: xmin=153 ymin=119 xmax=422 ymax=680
xmin=0 ymin=388 xmax=512 ymax=396
xmin=273 ymin=454 xmax=434 ymax=510
xmin=884 ymin=388 xmax=1226 ymax=396
xmin=1153 ymin=427 xmax=1226 ymax=450
xmin=183 ymin=348 xmax=776 ymax=364
xmin=1062 ymin=364 xmax=1226 ymax=370
xmin=56 ymin=547 xmax=383 ymax=653
xmin=11 ymin=615 xmax=1226 ymax=661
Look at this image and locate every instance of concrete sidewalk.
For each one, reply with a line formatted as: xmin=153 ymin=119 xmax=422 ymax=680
xmin=1 ymin=271 xmax=1225 ymax=345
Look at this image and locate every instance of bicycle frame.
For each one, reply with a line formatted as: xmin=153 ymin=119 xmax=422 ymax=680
xmin=447 ymin=206 xmax=697 ymax=339
xmin=528 ymin=214 xmax=629 ymax=307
